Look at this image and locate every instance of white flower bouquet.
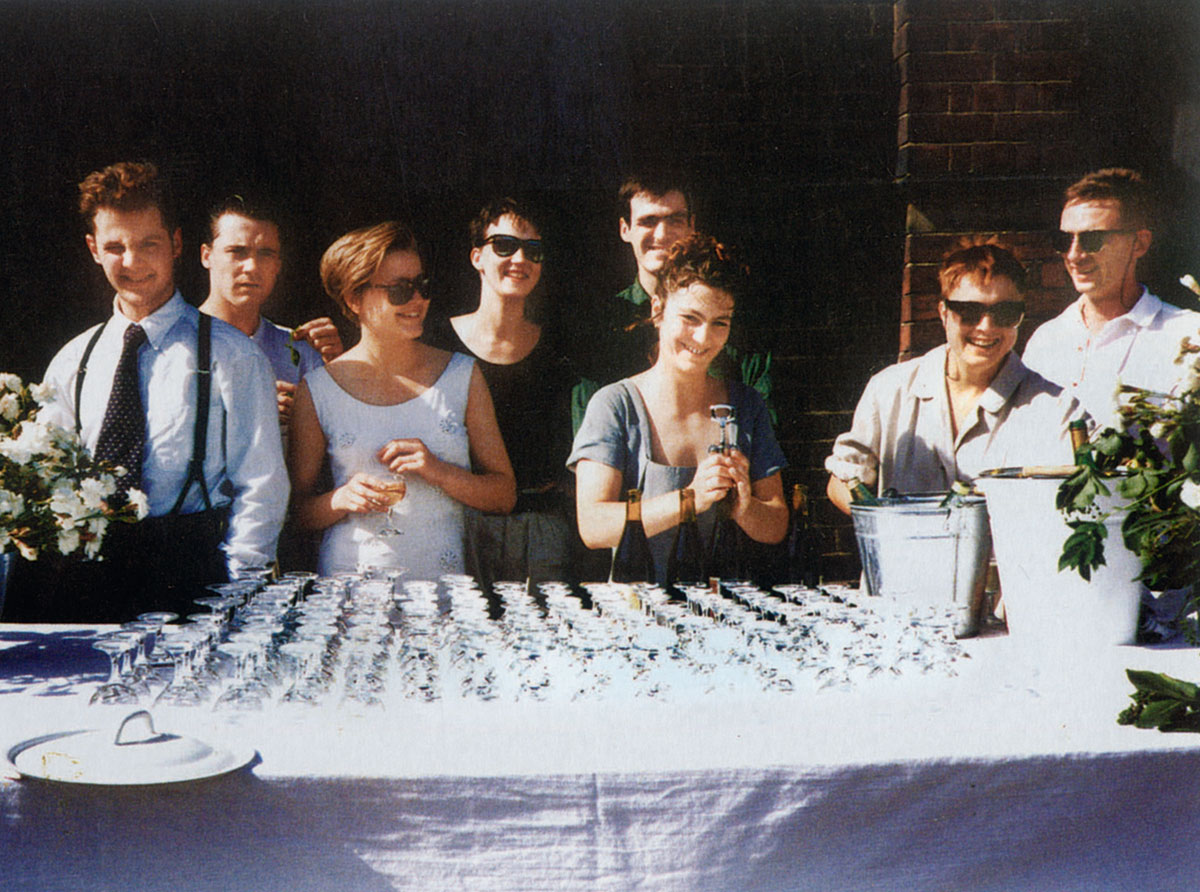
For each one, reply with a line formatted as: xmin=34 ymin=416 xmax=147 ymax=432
xmin=0 ymin=372 xmax=147 ymax=561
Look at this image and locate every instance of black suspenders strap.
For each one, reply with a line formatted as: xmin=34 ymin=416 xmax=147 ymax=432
xmin=74 ymin=320 xmax=109 ymax=434
xmin=169 ymin=313 xmax=214 ymax=515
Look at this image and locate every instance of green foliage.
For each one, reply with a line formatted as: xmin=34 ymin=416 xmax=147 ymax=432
xmin=1057 ymin=521 xmax=1107 ymax=581
xmin=1118 ymin=670 xmax=1200 ymax=732
xmin=1056 ymin=347 xmax=1200 ymax=589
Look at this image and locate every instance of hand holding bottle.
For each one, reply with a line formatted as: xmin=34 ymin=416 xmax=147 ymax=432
xmin=691 ymin=449 xmax=750 ymax=514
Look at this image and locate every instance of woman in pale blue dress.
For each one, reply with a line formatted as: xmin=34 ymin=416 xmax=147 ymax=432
xmin=288 ymin=221 xmax=515 ymax=578
xmin=568 ymin=234 xmax=788 ymax=583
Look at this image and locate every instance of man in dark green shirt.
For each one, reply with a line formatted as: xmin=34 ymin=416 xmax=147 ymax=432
xmin=573 ymin=174 xmax=695 ymax=428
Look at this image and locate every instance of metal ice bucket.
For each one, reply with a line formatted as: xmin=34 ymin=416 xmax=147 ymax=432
xmin=850 ymin=493 xmax=990 ymax=638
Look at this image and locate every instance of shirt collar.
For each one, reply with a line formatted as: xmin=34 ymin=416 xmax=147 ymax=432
xmin=619 ymin=278 xmax=652 ymax=307
xmin=1071 ymin=286 xmax=1157 ymax=331
xmin=913 ymin=344 xmax=949 ymax=400
xmin=913 ymin=344 xmax=1024 ymax=415
xmin=111 ymin=291 xmax=188 ymax=349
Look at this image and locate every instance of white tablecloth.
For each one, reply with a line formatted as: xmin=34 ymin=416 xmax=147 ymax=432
xmin=3 ymin=623 xmax=1200 ymax=891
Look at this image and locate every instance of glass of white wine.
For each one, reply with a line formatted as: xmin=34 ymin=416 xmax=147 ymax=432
xmin=375 ymin=472 xmax=407 ymax=537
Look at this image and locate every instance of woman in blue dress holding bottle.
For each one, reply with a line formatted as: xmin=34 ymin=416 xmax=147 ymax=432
xmin=568 ymin=234 xmax=788 ymax=583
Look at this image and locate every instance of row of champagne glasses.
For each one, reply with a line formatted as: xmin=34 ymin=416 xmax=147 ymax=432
xmin=92 ymin=571 xmax=964 ymax=711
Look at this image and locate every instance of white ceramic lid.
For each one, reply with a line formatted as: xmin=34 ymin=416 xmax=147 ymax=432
xmin=7 ymin=710 xmax=257 ymax=785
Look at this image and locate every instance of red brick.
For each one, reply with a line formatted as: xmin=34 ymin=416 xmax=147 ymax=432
xmin=904 ymin=289 xmax=944 ymax=321
xmin=1012 ymin=83 xmax=1042 ymax=111
xmin=902 ymin=263 xmax=941 ymax=295
xmin=1038 ymin=81 xmax=1077 ymax=111
xmin=1040 ymin=140 xmax=1080 ymax=172
xmin=894 ymin=20 xmax=949 ymax=56
xmin=949 ymin=21 xmax=1021 ymax=53
xmin=896 ymin=144 xmax=950 ymax=176
xmin=971 ymin=141 xmax=1015 ymax=172
xmin=905 ymin=233 xmax=964 ymax=264
xmin=900 ymin=82 xmax=952 ymax=114
xmin=1011 ymin=141 xmax=1042 ymax=172
xmin=974 ymin=82 xmax=1014 ymax=111
xmin=948 ymin=83 xmax=974 ymax=112
xmin=993 ymin=111 xmax=1075 ymax=140
xmin=901 ymin=51 xmax=995 ymax=83
xmin=902 ymin=0 xmax=997 ymax=23
xmin=906 ymin=111 xmax=995 ymax=142
xmin=994 ymin=50 xmax=1083 ymax=81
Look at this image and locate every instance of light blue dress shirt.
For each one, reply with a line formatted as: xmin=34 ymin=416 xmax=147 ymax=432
xmin=42 ymin=292 xmax=289 ymax=574
xmin=251 ymin=317 xmax=323 ymax=384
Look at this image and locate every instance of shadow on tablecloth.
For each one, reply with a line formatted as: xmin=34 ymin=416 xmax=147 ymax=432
xmin=0 ymin=629 xmax=106 ymax=695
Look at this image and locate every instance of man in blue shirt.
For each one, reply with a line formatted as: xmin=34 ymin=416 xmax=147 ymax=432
xmin=199 ymin=195 xmax=344 ymax=432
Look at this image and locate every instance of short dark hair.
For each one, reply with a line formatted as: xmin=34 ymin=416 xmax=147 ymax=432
xmin=657 ymin=233 xmax=749 ymax=304
xmin=206 ymin=193 xmax=283 ymax=243
xmin=77 ymin=160 xmax=175 ymax=233
xmin=618 ymin=172 xmax=693 ymax=224
xmin=938 ymin=241 xmax=1028 ymax=298
xmin=1064 ymin=168 xmax=1156 ymax=230
xmin=468 ymin=197 xmax=542 ymax=247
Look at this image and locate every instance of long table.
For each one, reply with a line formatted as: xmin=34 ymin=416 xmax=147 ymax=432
xmin=3 ymin=622 xmax=1200 ymax=891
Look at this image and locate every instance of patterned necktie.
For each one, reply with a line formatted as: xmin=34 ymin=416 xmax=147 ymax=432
xmin=94 ymin=324 xmax=148 ymax=492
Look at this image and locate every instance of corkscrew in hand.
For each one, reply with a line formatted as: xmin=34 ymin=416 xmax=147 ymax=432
xmin=709 ymin=404 xmax=736 ymax=455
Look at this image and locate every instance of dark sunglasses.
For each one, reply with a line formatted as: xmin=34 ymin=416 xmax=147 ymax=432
xmin=364 ymin=275 xmax=431 ymax=306
xmin=1052 ymin=229 xmax=1134 ymax=254
xmin=481 ymin=234 xmax=544 ymax=263
xmin=943 ymin=299 xmax=1026 ymax=328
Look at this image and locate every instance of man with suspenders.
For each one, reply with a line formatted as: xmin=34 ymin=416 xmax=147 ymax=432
xmin=5 ymin=161 xmax=287 ymax=622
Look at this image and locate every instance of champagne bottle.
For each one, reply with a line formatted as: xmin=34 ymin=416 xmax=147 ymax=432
xmin=1069 ymin=419 xmax=1092 ymax=467
xmin=845 ymin=476 xmax=878 ymax=505
xmin=707 ymin=490 xmax=744 ymax=584
xmin=666 ymin=488 xmax=706 ymax=590
xmin=786 ymin=484 xmax=822 ymax=586
xmin=611 ymin=489 xmax=655 ymax=584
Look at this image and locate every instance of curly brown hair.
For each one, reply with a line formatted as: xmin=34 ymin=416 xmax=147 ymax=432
xmin=319 ymin=221 xmax=419 ymax=325
xmin=77 ymin=161 xmax=174 ymax=233
xmin=656 ymin=233 xmax=749 ymax=304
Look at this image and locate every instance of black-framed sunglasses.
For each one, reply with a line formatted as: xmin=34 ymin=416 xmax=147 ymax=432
xmin=1052 ymin=229 xmax=1134 ymax=254
xmin=364 ymin=275 xmax=431 ymax=306
xmin=481 ymin=234 xmax=544 ymax=263
xmin=943 ymin=299 xmax=1026 ymax=328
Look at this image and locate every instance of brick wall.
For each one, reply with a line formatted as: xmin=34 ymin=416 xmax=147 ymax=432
xmin=895 ymin=0 xmax=1191 ymax=360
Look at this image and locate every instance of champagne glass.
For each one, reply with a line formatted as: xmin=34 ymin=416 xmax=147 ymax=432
xmin=89 ymin=633 xmax=141 ymax=706
xmin=374 ymin=472 xmax=407 ymax=537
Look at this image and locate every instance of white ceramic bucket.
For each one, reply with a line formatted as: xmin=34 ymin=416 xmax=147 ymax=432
xmin=976 ymin=473 xmax=1142 ymax=646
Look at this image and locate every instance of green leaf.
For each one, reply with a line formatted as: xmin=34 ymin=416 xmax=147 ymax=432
xmin=1134 ymin=698 xmax=1188 ymax=729
xmin=1184 ymin=442 xmax=1200 ymax=474
xmin=1056 ymin=465 xmax=1110 ymax=512
xmin=1058 ymin=521 xmax=1107 ymax=580
xmin=1125 ymin=669 xmax=1200 ymax=703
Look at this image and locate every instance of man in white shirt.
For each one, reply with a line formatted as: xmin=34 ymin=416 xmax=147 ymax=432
xmin=1023 ymin=168 xmax=1200 ymax=425
xmin=198 ymin=195 xmax=343 ymax=430
xmin=1023 ymin=168 xmax=1200 ymax=638
xmin=5 ymin=161 xmax=288 ymax=622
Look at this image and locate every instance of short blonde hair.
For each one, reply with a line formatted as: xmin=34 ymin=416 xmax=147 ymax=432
xmin=319 ymin=221 xmax=418 ymax=324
